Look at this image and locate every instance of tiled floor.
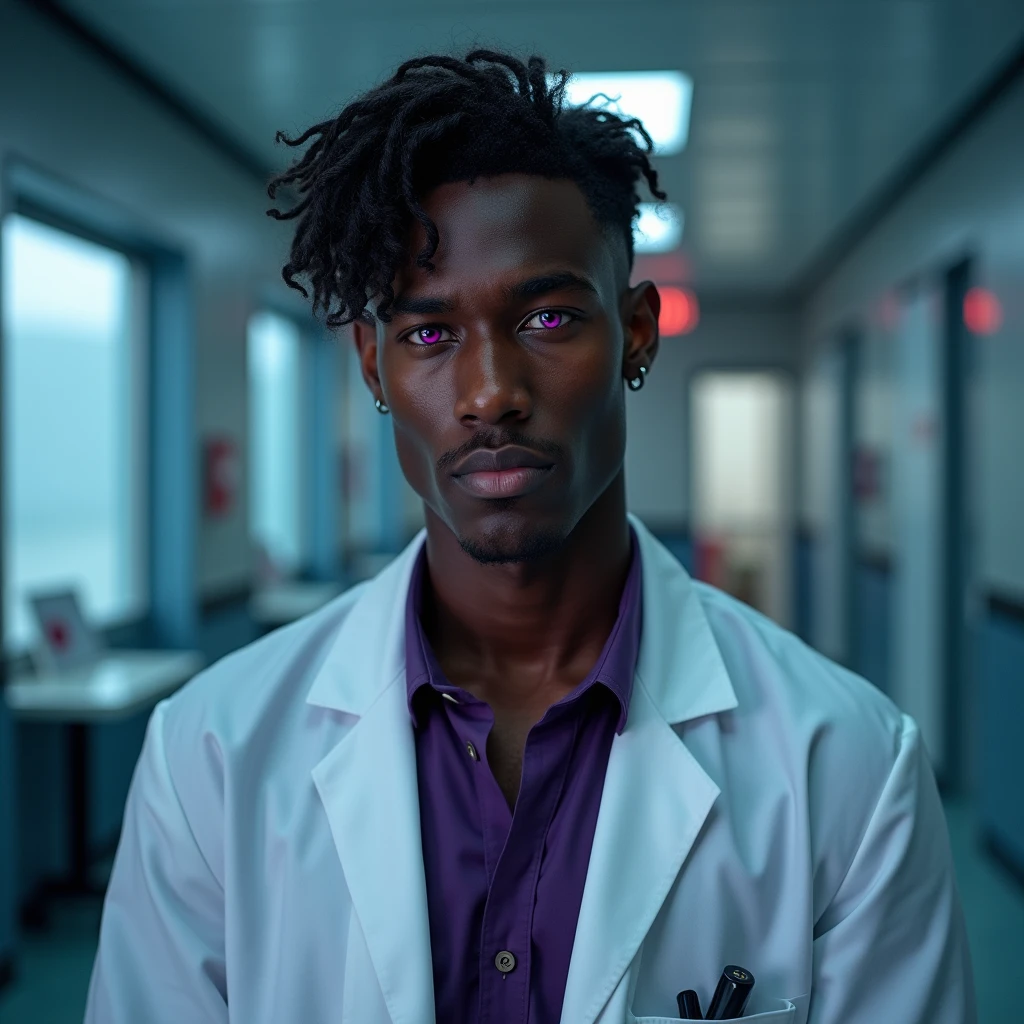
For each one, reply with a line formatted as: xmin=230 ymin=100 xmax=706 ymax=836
xmin=942 ymin=799 xmax=1024 ymax=1023
xmin=1 ymin=799 xmax=1022 ymax=1023
xmin=0 ymin=895 xmax=101 ymax=1024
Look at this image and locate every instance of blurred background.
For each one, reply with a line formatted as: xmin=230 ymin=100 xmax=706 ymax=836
xmin=0 ymin=0 xmax=1022 ymax=1020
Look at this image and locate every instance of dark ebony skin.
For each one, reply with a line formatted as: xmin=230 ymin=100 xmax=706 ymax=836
xmin=353 ymin=174 xmax=660 ymax=806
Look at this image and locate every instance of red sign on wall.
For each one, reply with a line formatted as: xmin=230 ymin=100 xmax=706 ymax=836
xmin=203 ymin=436 xmax=240 ymax=518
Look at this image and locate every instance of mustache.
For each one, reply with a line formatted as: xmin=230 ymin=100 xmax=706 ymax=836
xmin=436 ymin=429 xmax=565 ymax=474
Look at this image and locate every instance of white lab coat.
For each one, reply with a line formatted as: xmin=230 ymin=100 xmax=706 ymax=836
xmin=85 ymin=518 xmax=976 ymax=1024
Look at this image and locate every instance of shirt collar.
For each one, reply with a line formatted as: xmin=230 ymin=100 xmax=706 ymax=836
xmin=404 ymin=528 xmax=643 ymax=734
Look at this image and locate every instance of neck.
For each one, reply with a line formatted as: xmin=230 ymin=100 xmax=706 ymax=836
xmin=420 ymin=476 xmax=632 ymax=705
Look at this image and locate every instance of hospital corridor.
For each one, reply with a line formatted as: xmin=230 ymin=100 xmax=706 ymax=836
xmin=1 ymin=0 xmax=1023 ymax=1021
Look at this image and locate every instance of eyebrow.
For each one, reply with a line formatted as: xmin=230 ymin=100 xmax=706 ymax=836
xmin=389 ymin=271 xmax=598 ymax=318
xmin=389 ymin=294 xmax=456 ymax=316
xmin=503 ymin=271 xmax=599 ymax=303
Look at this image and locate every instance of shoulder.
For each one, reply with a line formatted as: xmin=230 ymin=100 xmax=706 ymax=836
xmin=694 ymin=580 xmax=904 ymax=761
xmin=135 ymin=583 xmax=373 ymax=869
xmin=149 ymin=533 xmax=426 ymax=806
xmin=153 ymin=582 xmax=370 ymax=786
xmin=688 ymin=583 xmax=918 ymax=902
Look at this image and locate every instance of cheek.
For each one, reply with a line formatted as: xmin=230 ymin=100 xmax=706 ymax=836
xmin=384 ymin=363 xmax=460 ymax=508
xmin=390 ymin=406 xmax=439 ymax=500
xmin=380 ymin=339 xmax=448 ymax=415
xmin=553 ymin=337 xmax=625 ymax=430
xmin=538 ymin=343 xmax=627 ymax=492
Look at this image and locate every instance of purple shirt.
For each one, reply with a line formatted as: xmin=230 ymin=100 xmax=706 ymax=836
xmin=405 ymin=533 xmax=642 ymax=1024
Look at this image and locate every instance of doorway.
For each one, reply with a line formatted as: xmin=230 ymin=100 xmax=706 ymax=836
xmin=849 ymin=259 xmax=974 ymax=790
xmin=689 ymin=370 xmax=795 ymax=627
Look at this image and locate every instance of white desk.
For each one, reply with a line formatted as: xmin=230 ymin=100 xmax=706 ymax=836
xmin=4 ymin=649 xmax=204 ymax=900
xmin=5 ymin=649 xmax=204 ymax=723
xmin=249 ymin=581 xmax=341 ymax=630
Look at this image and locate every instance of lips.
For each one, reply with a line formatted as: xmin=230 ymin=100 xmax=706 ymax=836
xmin=452 ymin=446 xmax=555 ymax=476
xmin=450 ymin=445 xmax=555 ymax=499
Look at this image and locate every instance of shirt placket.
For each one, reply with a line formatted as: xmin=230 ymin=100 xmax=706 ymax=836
xmin=475 ymin=713 xmax=574 ymax=1024
xmin=444 ymin=698 xmax=509 ymax=880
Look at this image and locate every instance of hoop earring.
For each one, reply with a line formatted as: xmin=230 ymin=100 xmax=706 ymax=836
xmin=375 ymin=397 xmax=390 ymax=415
xmin=627 ymin=366 xmax=647 ymax=391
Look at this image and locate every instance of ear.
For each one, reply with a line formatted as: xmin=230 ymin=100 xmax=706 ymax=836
xmin=352 ymin=316 xmax=385 ymax=406
xmin=621 ymin=280 xmax=661 ymax=382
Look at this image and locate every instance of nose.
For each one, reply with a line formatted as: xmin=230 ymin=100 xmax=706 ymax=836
xmin=453 ymin=334 xmax=533 ymax=426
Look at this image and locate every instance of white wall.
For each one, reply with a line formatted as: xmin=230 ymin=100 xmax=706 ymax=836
xmin=625 ymin=306 xmax=801 ymax=525
xmin=802 ymin=74 xmax=1024 ymax=597
xmin=0 ymin=0 xmax=306 ymax=599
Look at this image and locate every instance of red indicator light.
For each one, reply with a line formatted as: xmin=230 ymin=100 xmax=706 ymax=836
xmin=963 ymin=288 xmax=1002 ymax=335
xmin=659 ymin=286 xmax=699 ymax=336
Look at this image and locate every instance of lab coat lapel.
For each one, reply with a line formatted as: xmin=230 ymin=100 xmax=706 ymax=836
xmin=308 ymin=535 xmax=435 ymax=1024
xmin=559 ymin=519 xmax=738 ymax=1024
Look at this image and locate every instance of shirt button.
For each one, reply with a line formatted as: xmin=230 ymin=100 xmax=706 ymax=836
xmin=441 ymin=692 xmax=459 ymax=704
xmin=465 ymin=741 xmax=479 ymax=761
xmin=494 ymin=950 xmax=516 ymax=974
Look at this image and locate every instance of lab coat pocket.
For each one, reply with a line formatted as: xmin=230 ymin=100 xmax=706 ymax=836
xmin=630 ymin=997 xmax=797 ymax=1022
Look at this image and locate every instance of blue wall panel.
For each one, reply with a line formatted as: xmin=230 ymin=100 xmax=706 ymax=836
xmin=15 ymin=722 xmax=70 ymax=900
xmin=794 ymin=529 xmax=815 ymax=644
xmin=854 ymin=561 xmax=892 ymax=695
xmin=89 ymin=715 xmax=151 ymax=852
xmin=16 ymin=713 xmax=150 ymax=904
xmin=0 ymin=701 xmax=15 ymax=964
xmin=200 ymin=600 xmax=258 ymax=667
xmin=978 ymin=604 xmax=1024 ymax=873
xmin=651 ymin=527 xmax=693 ymax=575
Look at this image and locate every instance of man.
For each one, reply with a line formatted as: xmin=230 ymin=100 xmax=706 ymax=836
xmin=86 ymin=51 xmax=975 ymax=1023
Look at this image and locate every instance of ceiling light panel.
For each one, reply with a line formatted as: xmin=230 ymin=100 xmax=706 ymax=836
xmin=633 ymin=203 xmax=684 ymax=254
xmin=562 ymin=71 xmax=693 ymax=155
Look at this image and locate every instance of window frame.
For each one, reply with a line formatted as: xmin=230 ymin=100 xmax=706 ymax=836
xmin=1 ymin=206 xmax=152 ymax=656
xmin=0 ymin=159 xmax=198 ymax=668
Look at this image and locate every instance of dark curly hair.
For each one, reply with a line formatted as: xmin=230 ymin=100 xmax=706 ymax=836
xmin=266 ymin=50 xmax=666 ymax=327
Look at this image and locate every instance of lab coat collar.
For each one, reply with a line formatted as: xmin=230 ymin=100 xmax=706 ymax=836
xmin=306 ymin=536 xmax=434 ymax=1023
xmin=306 ymin=514 xmax=738 ymax=727
xmin=629 ymin=515 xmax=739 ymax=724
xmin=306 ymin=534 xmax=422 ymax=717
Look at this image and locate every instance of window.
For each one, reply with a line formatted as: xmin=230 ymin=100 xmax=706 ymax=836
xmin=247 ymin=310 xmax=306 ymax=580
xmin=2 ymin=214 xmax=147 ymax=651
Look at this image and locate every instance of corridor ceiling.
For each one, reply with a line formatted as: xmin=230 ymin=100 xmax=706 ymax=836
xmin=51 ymin=0 xmax=1024 ymax=295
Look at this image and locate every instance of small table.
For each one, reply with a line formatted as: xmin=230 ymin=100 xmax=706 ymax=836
xmin=5 ymin=649 xmax=204 ymax=903
xmin=249 ymin=581 xmax=340 ymax=631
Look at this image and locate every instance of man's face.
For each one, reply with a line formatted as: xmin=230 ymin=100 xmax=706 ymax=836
xmin=355 ymin=174 xmax=659 ymax=564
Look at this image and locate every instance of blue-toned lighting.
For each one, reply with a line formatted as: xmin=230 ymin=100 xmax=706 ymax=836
xmin=562 ymin=71 xmax=693 ymax=155
xmin=633 ymin=203 xmax=684 ymax=254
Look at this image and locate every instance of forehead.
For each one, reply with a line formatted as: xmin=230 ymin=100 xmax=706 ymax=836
xmin=393 ymin=174 xmax=623 ymax=304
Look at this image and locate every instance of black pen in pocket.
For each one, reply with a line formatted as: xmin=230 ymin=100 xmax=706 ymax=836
xmin=705 ymin=964 xmax=755 ymax=1019
xmin=676 ymin=988 xmax=703 ymax=1019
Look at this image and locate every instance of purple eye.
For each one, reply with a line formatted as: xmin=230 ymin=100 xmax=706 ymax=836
xmin=526 ymin=310 xmax=573 ymax=331
xmin=416 ymin=327 xmax=444 ymax=345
